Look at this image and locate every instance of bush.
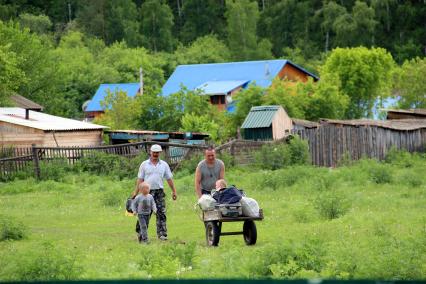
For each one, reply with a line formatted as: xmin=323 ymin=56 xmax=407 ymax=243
xmin=77 ymin=151 xmax=147 ymax=179
xmin=174 ymin=152 xmax=203 ymax=176
xmin=313 ymin=191 xmax=350 ymax=220
xmin=385 ymin=147 xmax=414 ymax=167
xmin=0 ymin=215 xmax=27 ymax=241
xmin=6 ymin=242 xmax=83 ymax=281
xmin=39 ymin=158 xmax=72 ymax=181
xmin=369 ymin=164 xmax=393 ymax=184
xmin=254 ymin=136 xmax=310 ymax=170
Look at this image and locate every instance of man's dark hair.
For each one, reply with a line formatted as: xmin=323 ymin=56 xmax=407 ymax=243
xmin=205 ymin=145 xmax=215 ymax=152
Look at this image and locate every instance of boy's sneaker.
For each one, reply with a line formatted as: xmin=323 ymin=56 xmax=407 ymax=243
xmin=159 ymin=235 xmax=168 ymax=241
xmin=137 ymin=235 xmax=142 ymax=243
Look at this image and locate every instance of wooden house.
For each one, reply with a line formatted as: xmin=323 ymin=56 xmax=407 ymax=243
xmin=161 ymin=60 xmax=318 ymax=112
xmin=0 ymin=108 xmax=107 ymax=147
xmin=241 ymin=105 xmax=292 ymax=141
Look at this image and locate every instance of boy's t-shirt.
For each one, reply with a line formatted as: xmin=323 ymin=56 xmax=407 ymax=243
xmin=132 ymin=194 xmax=157 ymax=215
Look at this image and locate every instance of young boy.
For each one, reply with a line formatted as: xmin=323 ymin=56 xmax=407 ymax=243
xmin=131 ymin=182 xmax=157 ymax=243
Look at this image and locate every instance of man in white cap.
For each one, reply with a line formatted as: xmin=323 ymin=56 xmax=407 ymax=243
xmin=133 ymin=144 xmax=177 ymax=241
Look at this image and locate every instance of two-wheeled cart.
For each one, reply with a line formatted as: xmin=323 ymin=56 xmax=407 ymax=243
xmin=200 ymin=208 xmax=264 ymax=246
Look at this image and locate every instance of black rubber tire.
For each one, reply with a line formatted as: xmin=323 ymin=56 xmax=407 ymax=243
xmin=243 ymin=220 xmax=257 ymax=245
xmin=205 ymin=221 xmax=220 ymax=246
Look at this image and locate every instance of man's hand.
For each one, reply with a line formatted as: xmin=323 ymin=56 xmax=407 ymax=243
xmin=172 ymin=191 xmax=177 ymax=200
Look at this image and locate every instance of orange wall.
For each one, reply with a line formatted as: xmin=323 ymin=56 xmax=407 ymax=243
xmin=278 ymin=64 xmax=310 ymax=82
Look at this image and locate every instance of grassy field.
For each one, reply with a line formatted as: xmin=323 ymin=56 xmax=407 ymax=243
xmin=0 ymin=153 xmax=425 ymax=280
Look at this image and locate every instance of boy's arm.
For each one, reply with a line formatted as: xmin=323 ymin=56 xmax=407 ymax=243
xmin=131 ymin=197 xmax=138 ymax=213
xmin=151 ymin=196 xmax=157 ymax=214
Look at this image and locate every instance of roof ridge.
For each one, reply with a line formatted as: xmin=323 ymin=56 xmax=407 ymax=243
xmin=177 ymin=59 xmax=287 ymax=68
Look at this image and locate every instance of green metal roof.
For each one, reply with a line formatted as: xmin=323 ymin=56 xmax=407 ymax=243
xmin=241 ymin=105 xmax=280 ymax=129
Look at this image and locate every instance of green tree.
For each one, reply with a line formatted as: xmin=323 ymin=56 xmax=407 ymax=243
xmin=322 ymin=47 xmax=395 ymax=118
xmin=231 ymin=85 xmax=265 ymax=131
xmin=140 ymin=0 xmax=174 ymax=52
xmin=395 ymin=57 xmax=426 ymax=109
xmin=314 ymin=1 xmax=347 ymax=53
xmin=225 ymin=0 xmax=271 ymax=60
xmin=18 ymin=13 xmax=52 ymax=35
xmin=180 ymin=113 xmax=220 ymax=142
xmin=333 ymin=1 xmax=377 ymax=47
xmin=0 ymin=21 xmax=57 ymax=111
xmin=173 ymin=35 xmax=231 ymax=65
xmin=94 ymin=90 xmax=141 ymax=129
xmin=0 ymin=45 xmax=25 ymax=105
xmin=180 ymin=0 xmax=225 ymax=44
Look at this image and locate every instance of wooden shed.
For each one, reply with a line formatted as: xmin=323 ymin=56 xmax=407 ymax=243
xmin=386 ymin=109 xmax=426 ymax=120
xmin=241 ymin=105 xmax=292 ymax=141
xmin=0 ymin=108 xmax=107 ymax=147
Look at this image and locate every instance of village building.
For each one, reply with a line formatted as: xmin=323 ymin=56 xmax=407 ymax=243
xmin=84 ymin=83 xmax=140 ymax=120
xmin=240 ymin=105 xmax=292 ymax=141
xmin=161 ymin=59 xmax=318 ymax=111
xmin=386 ymin=109 xmax=426 ymax=120
xmin=0 ymin=108 xmax=107 ymax=148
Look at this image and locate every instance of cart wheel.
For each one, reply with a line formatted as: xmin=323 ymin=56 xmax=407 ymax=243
xmin=243 ymin=220 xmax=257 ymax=245
xmin=205 ymin=221 xmax=220 ymax=246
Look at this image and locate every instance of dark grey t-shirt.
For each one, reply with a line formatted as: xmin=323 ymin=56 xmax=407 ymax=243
xmin=198 ymin=159 xmax=224 ymax=192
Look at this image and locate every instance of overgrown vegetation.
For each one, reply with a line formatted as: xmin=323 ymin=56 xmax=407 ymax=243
xmin=0 ymin=150 xmax=425 ymax=280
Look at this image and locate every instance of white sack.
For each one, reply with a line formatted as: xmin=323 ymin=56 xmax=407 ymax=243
xmin=240 ymin=196 xmax=260 ymax=217
xmin=198 ymin=194 xmax=217 ymax=211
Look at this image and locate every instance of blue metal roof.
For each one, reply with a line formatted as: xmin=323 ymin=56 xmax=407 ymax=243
xmin=195 ymin=80 xmax=250 ymax=95
xmin=161 ymin=60 xmax=319 ymax=97
xmin=85 ymin=83 xmax=140 ymax=112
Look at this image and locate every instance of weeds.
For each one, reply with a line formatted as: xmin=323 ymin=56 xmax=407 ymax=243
xmin=0 ymin=215 xmax=27 ymax=241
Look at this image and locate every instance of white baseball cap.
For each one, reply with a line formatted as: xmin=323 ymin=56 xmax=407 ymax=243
xmin=150 ymin=144 xmax=162 ymax=152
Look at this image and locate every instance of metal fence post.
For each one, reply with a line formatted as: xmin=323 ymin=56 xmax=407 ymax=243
xmin=32 ymin=144 xmax=40 ymax=179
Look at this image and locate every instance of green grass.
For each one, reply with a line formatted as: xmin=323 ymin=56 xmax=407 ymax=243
xmin=0 ymin=155 xmax=425 ymax=280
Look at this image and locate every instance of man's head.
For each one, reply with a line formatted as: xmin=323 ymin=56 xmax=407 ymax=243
xmin=138 ymin=182 xmax=150 ymax=195
xmin=215 ymin=179 xmax=227 ymax=190
xmin=204 ymin=146 xmax=216 ymax=163
xmin=150 ymin=144 xmax=162 ymax=160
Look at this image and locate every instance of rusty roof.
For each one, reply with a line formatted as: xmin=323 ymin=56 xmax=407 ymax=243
xmin=292 ymin=118 xmax=320 ymax=128
xmin=386 ymin=108 xmax=426 ymax=116
xmin=319 ymin=118 xmax=426 ymax=131
xmin=10 ymin=95 xmax=44 ymax=111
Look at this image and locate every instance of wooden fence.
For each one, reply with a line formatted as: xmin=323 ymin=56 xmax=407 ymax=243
xmin=215 ymin=139 xmax=270 ymax=165
xmin=295 ymin=125 xmax=426 ymax=167
xmin=0 ymin=141 xmax=207 ymax=180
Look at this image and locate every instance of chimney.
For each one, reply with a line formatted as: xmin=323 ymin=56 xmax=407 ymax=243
xmin=25 ymin=109 xmax=30 ymax=120
xmin=139 ymin=67 xmax=143 ymax=95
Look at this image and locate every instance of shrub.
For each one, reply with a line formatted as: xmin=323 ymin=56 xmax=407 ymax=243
xmin=254 ymin=136 xmax=310 ymax=170
xmin=369 ymin=164 xmax=393 ymax=184
xmin=174 ymin=152 xmax=203 ymax=176
xmin=39 ymin=158 xmax=71 ymax=181
xmin=77 ymin=151 xmax=118 ymax=175
xmin=313 ymin=191 xmax=350 ymax=220
xmin=0 ymin=215 xmax=27 ymax=241
xmin=385 ymin=147 xmax=414 ymax=167
xmin=8 ymin=242 xmax=83 ymax=281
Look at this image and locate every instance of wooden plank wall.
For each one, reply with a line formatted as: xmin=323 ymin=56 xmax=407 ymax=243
xmin=295 ymin=125 xmax=426 ymax=167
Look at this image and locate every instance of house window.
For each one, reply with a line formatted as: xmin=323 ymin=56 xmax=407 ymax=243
xmin=210 ymin=95 xmax=225 ymax=105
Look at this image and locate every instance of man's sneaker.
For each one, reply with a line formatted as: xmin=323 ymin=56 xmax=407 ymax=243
xmin=159 ymin=235 xmax=168 ymax=241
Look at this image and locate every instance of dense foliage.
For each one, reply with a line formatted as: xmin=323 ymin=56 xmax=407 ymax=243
xmin=0 ymin=0 xmax=425 ymax=142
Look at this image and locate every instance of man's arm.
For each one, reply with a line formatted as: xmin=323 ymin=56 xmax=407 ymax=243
xmin=166 ymin=178 xmax=177 ymax=200
xmin=219 ymin=161 xmax=225 ymax=180
xmin=194 ymin=166 xmax=202 ymax=198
